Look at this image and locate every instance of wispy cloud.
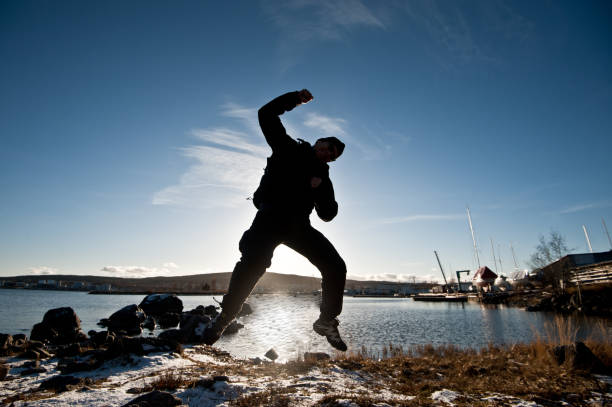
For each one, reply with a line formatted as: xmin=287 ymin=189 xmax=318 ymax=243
xmin=261 ymin=0 xmax=385 ymax=70
xmin=29 ymin=266 xmax=58 ymax=275
xmin=220 ymin=103 xmax=260 ymax=135
xmin=262 ymin=0 xmax=385 ymax=42
xmin=101 ymin=263 xmax=180 ymax=278
xmin=396 ymin=0 xmax=533 ymax=66
xmin=154 ymin=101 xmax=367 ymax=209
xmin=558 ymin=202 xmax=612 ymax=215
xmin=153 ymin=103 xmax=269 ymax=209
xmin=376 ymin=213 xmax=465 ymax=225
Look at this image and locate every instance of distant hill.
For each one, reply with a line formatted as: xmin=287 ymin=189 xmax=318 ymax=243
xmin=1 ymin=273 xmax=435 ymax=294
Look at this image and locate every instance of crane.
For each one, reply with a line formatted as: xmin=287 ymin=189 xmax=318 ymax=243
xmin=434 ymin=250 xmax=450 ymax=292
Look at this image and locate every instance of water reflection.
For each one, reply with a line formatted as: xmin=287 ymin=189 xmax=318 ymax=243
xmin=1 ymin=290 xmax=609 ymax=362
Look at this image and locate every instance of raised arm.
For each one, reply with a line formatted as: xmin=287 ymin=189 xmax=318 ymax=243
xmin=258 ymin=89 xmax=313 ymax=154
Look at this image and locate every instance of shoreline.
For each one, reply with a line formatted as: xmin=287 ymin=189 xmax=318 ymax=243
xmin=1 ymin=339 xmax=610 ymax=406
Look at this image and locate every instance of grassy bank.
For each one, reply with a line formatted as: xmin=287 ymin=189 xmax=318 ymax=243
xmin=2 ymin=316 xmax=610 ymax=406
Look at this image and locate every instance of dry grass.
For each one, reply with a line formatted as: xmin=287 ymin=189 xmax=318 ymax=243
xmin=229 ymin=386 xmax=294 ymax=407
xmin=148 ymin=369 xmax=196 ymax=391
xmin=327 ymin=337 xmax=610 ymax=406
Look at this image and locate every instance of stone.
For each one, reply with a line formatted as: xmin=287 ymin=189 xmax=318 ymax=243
xmin=223 ymin=321 xmax=244 ymax=335
xmin=143 ymin=316 xmax=156 ymax=331
xmin=179 ymin=314 xmax=211 ymax=343
xmin=0 ymin=333 xmax=12 ymax=349
xmin=55 ymin=343 xmax=83 ymax=358
xmin=158 ymin=329 xmax=184 ymax=343
xmin=155 ymin=313 xmax=181 ymax=329
xmin=30 ymin=307 xmax=86 ymax=345
xmin=203 ymin=305 xmax=218 ymax=317
xmin=58 ymin=352 xmax=106 ymax=374
xmin=139 ymin=294 xmax=183 ymax=316
xmin=39 ymin=375 xmax=93 ymax=393
xmin=91 ymin=330 xmax=115 ymax=347
xmin=122 ymin=390 xmax=183 ymax=407
xmin=101 ymin=304 xmax=147 ymax=336
xmin=20 ymin=349 xmax=40 ymax=360
xmin=0 ymin=364 xmax=8 ymax=380
xmin=20 ymin=366 xmax=46 ymax=376
xmin=265 ymin=348 xmax=278 ymax=361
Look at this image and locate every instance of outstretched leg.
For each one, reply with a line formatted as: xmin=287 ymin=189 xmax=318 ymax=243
xmin=284 ymin=224 xmax=347 ymax=350
xmin=203 ymin=211 xmax=281 ymax=345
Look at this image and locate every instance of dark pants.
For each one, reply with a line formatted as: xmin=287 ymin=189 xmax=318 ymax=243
xmin=220 ymin=208 xmax=347 ymax=322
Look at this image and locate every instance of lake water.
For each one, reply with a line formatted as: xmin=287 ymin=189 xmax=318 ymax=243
xmin=1 ymin=289 xmax=609 ymax=361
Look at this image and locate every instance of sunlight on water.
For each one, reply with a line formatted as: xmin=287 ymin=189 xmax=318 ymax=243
xmin=1 ymin=289 xmax=610 ymax=362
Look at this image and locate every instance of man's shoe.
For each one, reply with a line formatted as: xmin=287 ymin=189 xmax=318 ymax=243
xmin=313 ymin=317 xmax=347 ymax=351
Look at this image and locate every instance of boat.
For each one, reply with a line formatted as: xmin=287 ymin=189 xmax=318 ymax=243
xmin=413 ymin=293 xmax=468 ymax=302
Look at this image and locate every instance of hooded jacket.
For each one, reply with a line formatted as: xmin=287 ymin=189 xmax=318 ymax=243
xmin=252 ymin=91 xmax=338 ymax=222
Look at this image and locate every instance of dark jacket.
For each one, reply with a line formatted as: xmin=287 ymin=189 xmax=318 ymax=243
xmin=253 ymin=91 xmax=338 ymax=222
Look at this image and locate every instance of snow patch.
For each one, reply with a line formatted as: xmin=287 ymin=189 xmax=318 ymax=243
xmin=431 ymin=388 xmax=460 ymax=405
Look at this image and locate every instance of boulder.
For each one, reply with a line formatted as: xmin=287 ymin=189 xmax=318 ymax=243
xmin=143 ymin=316 xmax=156 ymax=331
xmin=100 ymin=304 xmax=147 ymax=336
xmin=91 ymin=330 xmax=116 ymax=347
xmin=39 ymin=375 xmax=93 ymax=393
xmin=178 ymin=314 xmax=211 ymax=343
xmin=155 ymin=313 xmax=181 ymax=329
xmin=30 ymin=307 xmax=86 ymax=345
xmin=122 ymin=390 xmax=183 ymax=407
xmin=223 ymin=321 xmax=244 ymax=335
xmin=0 ymin=363 xmax=8 ymax=380
xmin=58 ymin=352 xmax=105 ymax=374
xmin=139 ymin=294 xmax=183 ymax=316
xmin=203 ymin=305 xmax=219 ymax=317
xmin=55 ymin=343 xmax=83 ymax=358
xmin=21 ymin=366 xmax=46 ymax=376
xmin=0 ymin=333 xmax=12 ymax=350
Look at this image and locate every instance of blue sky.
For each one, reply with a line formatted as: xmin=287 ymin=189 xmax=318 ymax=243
xmin=1 ymin=0 xmax=611 ymax=282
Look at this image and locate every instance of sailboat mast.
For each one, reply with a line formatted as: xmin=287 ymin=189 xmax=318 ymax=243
xmin=603 ymin=218 xmax=612 ymax=250
xmin=466 ymin=206 xmax=480 ymax=268
xmin=583 ymin=225 xmax=593 ymax=253
xmin=510 ymin=242 xmax=519 ymax=270
xmin=490 ymin=237 xmax=497 ymax=272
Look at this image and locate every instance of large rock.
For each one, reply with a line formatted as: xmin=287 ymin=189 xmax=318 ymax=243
xmin=139 ymin=294 xmax=183 ymax=316
xmin=122 ymin=390 xmax=183 ymax=407
xmin=0 ymin=333 xmax=12 ymax=350
xmin=155 ymin=313 xmax=181 ymax=329
xmin=39 ymin=375 xmax=93 ymax=393
xmin=99 ymin=304 xmax=146 ymax=336
xmin=30 ymin=307 xmax=87 ymax=345
xmin=178 ymin=314 xmax=211 ymax=343
xmin=0 ymin=363 xmax=8 ymax=380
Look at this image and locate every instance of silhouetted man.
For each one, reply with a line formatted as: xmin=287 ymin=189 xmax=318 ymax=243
xmin=203 ymin=89 xmax=348 ymax=351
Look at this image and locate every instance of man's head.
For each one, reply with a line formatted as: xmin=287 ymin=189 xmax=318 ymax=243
xmin=314 ymin=137 xmax=345 ymax=163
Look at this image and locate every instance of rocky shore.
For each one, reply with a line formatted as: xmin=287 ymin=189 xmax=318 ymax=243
xmin=1 ymin=293 xmax=611 ymax=406
xmin=481 ymin=287 xmax=612 ymax=317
